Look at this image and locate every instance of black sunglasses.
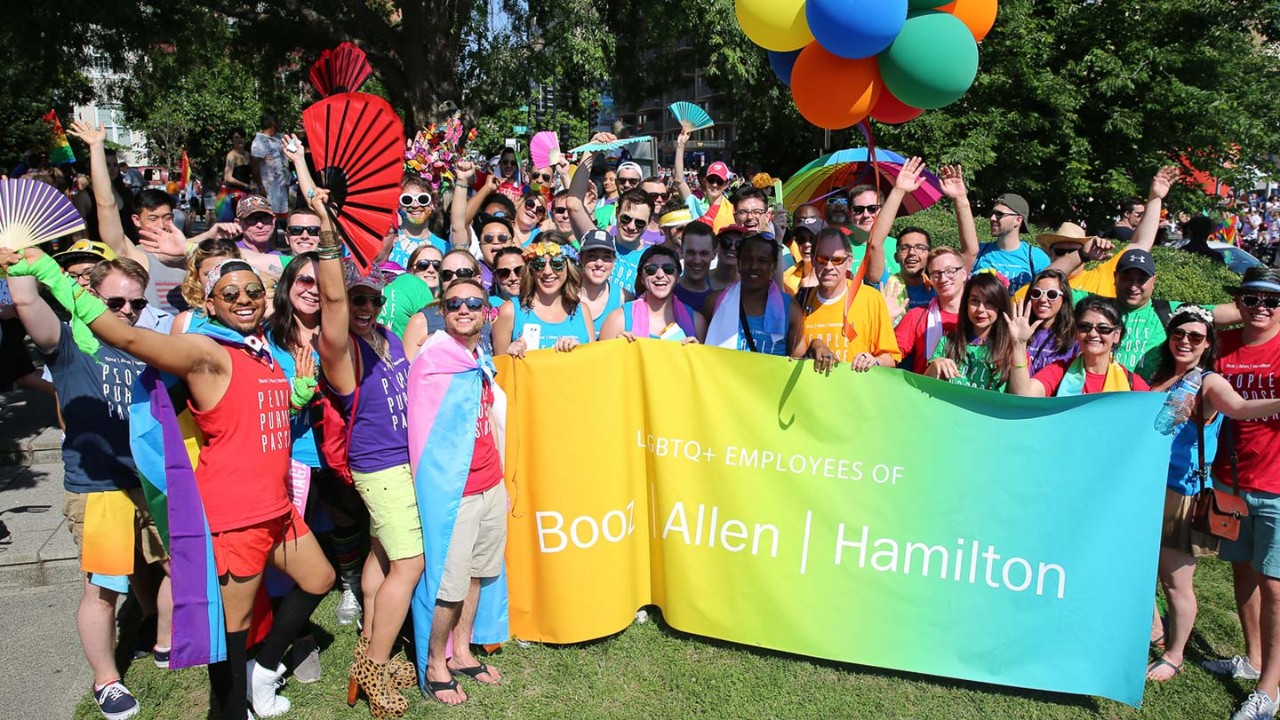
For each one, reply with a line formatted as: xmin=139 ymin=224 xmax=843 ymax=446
xmin=444 ymin=297 xmax=487 ymax=312
xmin=1241 ymin=294 xmax=1280 ymax=309
xmin=287 ymin=224 xmax=321 ymax=236
xmin=104 ymin=296 xmax=149 ymax=312
xmin=1169 ymin=328 xmax=1208 ymax=344
xmin=642 ymin=262 xmax=678 ymax=277
xmin=531 ymin=172 xmax=552 ymax=183
xmin=350 ymin=294 xmax=387 ymax=309
xmin=617 ymin=176 xmax=641 ymax=186
xmin=851 ymin=204 xmax=881 ymax=216
xmin=413 ymin=259 xmax=441 ymax=272
xmin=529 ymin=257 xmax=568 ymax=272
xmin=618 ymin=214 xmax=646 ymax=230
xmin=482 ymin=233 xmax=512 ymax=245
xmin=649 ymin=191 xmax=670 ymax=202
xmin=1076 ymin=322 xmax=1117 ymax=335
xmin=440 ymin=268 xmax=477 ymax=283
xmin=400 ymin=193 xmax=432 ymax=207
xmin=524 ymin=199 xmax=546 ymax=214
xmin=495 ymin=265 xmax=524 ymax=280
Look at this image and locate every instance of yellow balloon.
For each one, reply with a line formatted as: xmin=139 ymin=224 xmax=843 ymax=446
xmin=735 ymin=0 xmax=813 ymax=52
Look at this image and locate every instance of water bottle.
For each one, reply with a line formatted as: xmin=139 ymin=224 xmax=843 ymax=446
xmin=1154 ymin=368 xmax=1204 ymax=435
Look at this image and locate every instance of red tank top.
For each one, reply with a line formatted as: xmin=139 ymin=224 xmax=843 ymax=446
xmin=190 ymin=343 xmax=292 ymax=533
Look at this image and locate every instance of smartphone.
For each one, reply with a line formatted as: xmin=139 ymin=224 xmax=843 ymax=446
xmin=520 ymin=323 xmax=542 ymax=350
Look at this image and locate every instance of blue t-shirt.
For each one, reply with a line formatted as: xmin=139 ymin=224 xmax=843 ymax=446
xmin=45 ymin=324 xmax=148 ymax=493
xmin=610 ymin=241 xmax=645 ymax=292
xmin=972 ymin=241 xmax=1049 ymax=293
xmin=1168 ymin=409 xmax=1222 ymax=495
xmin=511 ymin=303 xmax=593 ymax=349
xmin=593 ymin=281 xmax=626 ymax=335
xmin=742 ymin=312 xmax=789 ymax=356
xmin=386 ymin=229 xmax=448 ymax=270
xmin=905 ymin=281 xmax=936 ymax=310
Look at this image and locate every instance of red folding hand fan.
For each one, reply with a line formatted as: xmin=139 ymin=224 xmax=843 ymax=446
xmin=308 ymin=42 xmax=373 ymax=97
xmin=303 ymin=92 xmax=404 ymax=274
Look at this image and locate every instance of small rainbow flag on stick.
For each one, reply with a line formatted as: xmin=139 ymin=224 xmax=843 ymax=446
xmin=42 ymin=110 xmax=76 ymax=165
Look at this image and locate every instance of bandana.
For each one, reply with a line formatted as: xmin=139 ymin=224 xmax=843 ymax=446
xmin=203 ymin=259 xmax=260 ymax=298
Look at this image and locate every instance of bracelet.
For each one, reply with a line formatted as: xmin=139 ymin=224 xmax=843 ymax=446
xmin=317 ymin=245 xmax=342 ymax=260
xmin=1012 ymin=354 xmax=1028 ymax=369
xmin=306 ymin=188 xmax=316 ymax=200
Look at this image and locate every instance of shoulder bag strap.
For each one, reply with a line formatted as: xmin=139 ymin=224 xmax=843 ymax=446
xmin=1195 ymin=387 xmax=1208 ymax=493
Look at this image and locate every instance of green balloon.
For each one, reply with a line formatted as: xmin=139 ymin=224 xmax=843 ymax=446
xmin=879 ymin=12 xmax=979 ymax=110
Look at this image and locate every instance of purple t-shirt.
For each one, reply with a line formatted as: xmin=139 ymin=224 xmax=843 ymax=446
xmin=1027 ymin=327 xmax=1077 ymax=376
xmin=333 ymin=328 xmax=410 ymax=473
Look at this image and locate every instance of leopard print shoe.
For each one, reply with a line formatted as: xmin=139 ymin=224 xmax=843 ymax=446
xmin=354 ymin=635 xmax=417 ymax=690
xmin=347 ymin=655 xmax=409 ymax=719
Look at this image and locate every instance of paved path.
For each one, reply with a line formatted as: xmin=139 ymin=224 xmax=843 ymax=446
xmin=0 ymin=580 xmax=88 ymax=720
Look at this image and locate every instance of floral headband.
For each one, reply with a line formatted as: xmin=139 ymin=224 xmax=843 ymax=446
xmin=1171 ymin=305 xmax=1213 ymax=325
xmin=522 ymin=241 xmax=579 ymax=264
xmin=974 ymin=267 xmax=1011 ymax=289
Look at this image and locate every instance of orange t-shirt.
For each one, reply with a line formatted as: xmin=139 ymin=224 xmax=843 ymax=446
xmin=798 ymin=281 xmax=902 ymax=363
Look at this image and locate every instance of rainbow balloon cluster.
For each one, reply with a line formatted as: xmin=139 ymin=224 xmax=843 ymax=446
xmin=403 ymin=111 xmax=479 ymax=192
xmin=742 ymin=0 xmax=997 ymax=129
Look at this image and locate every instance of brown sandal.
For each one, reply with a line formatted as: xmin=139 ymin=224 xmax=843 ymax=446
xmin=347 ymin=655 xmax=409 ymax=718
xmin=354 ymin=634 xmax=417 ymax=689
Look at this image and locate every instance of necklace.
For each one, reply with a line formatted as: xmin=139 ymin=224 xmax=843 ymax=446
xmin=360 ymin=329 xmax=393 ymax=366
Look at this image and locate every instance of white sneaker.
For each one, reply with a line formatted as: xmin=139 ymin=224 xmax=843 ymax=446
xmin=1233 ymin=691 xmax=1278 ymax=720
xmin=246 ymin=660 xmax=291 ymax=717
xmin=1203 ymin=655 xmax=1263 ymax=680
xmin=336 ymin=588 xmax=361 ymax=626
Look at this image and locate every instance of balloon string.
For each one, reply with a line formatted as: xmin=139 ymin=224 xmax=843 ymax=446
xmin=857 ymin=120 xmax=882 ymax=193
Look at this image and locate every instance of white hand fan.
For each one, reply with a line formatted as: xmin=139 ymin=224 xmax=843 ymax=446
xmin=530 ymin=131 xmax=563 ymax=170
xmin=0 ymin=178 xmax=85 ymax=251
xmin=569 ymin=135 xmax=654 ymax=154
xmin=669 ymin=102 xmax=714 ymax=132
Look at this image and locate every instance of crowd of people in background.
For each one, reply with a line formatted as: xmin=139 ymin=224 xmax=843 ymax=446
xmin=3 ymin=114 xmax=1280 ymax=720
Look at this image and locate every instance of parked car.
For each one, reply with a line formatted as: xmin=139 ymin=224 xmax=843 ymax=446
xmin=1207 ymin=241 xmax=1264 ymax=275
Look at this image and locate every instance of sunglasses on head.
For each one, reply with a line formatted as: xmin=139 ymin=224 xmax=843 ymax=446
xmin=643 ymin=262 xmax=678 ymax=277
xmin=413 ymin=259 xmax=441 ymax=272
xmin=495 ymin=265 xmax=524 ymax=280
xmin=1076 ymin=322 xmax=1117 ymax=335
xmin=444 ymin=296 xmax=487 ymax=312
xmin=1241 ymin=294 xmax=1280 ymax=309
xmin=618 ymin=214 xmax=646 ymax=230
xmin=215 ymin=284 xmax=266 ymax=304
xmin=524 ymin=199 xmax=546 ymax=214
xmin=482 ymin=233 xmax=512 ymax=245
xmin=400 ymin=193 xmax=432 ymax=207
xmin=440 ymin=267 xmax=477 ymax=283
xmin=529 ymin=257 xmax=568 ymax=272
xmin=287 ymin=224 xmax=321 ymax=236
xmin=1028 ymin=287 xmax=1063 ymax=301
xmin=1170 ymin=328 xmax=1208 ymax=344
xmin=851 ymin=204 xmax=881 ymax=216
xmin=104 ymin=296 xmax=148 ymax=312
xmin=350 ymin=294 xmax=386 ymax=309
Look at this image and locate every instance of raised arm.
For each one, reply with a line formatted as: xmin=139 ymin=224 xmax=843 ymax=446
xmin=868 ymin=156 xmax=927 ymax=284
xmin=674 ymin=130 xmax=693 ymax=200
xmin=465 ymin=175 xmax=498 ymax=226
xmin=567 ymin=150 xmax=601 ymax=237
xmin=938 ymin=164 xmax=979 ymax=269
xmin=1203 ymin=372 xmax=1280 ymax=420
xmin=451 ymin=160 xmax=477 ymax=248
xmin=66 ymin=121 xmax=145 ymax=265
xmin=1130 ymin=166 xmax=1179 ymax=252
xmin=1002 ymin=301 xmax=1046 ymax=397
xmin=307 ymin=191 xmax=358 ymax=395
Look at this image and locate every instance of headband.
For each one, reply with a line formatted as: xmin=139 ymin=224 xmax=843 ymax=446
xmin=522 ymin=241 xmax=579 ymax=264
xmin=204 ymin=259 xmax=260 ymax=298
xmin=1171 ymin=305 xmax=1213 ymax=324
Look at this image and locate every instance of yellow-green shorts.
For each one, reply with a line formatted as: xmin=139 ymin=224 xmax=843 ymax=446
xmin=351 ymin=464 xmax=423 ymax=561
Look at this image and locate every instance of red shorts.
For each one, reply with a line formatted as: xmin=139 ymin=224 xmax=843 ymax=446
xmin=211 ymin=505 xmax=310 ymax=578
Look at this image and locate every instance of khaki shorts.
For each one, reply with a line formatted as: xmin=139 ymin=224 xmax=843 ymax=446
xmin=64 ymin=488 xmax=168 ymax=567
xmin=438 ymin=483 xmax=507 ymax=603
xmin=352 ymin=464 xmax=423 ymax=561
xmin=1161 ymin=488 xmax=1219 ymax=557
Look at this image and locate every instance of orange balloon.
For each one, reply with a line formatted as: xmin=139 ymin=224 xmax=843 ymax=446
xmin=790 ymin=43 xmax=882 ymax=130
xmin=942 ymin=0 xmax=998 ymax=42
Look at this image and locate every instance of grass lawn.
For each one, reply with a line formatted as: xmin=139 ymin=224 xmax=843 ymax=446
xmin=77 ymin=556 xmax=1258 ymax=719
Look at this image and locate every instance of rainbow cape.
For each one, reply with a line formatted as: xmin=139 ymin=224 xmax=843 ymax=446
xmin=406 ymin=331 xmax=509 ymax=686
xmin=128 ymin=322 xmax=273 ymax=669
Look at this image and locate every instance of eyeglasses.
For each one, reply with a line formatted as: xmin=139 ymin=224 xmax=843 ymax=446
xmin=649 ymin=191 xmax=670 ymax=202
xmin=104 ymin=296 xmax=148 ymax=312
xmin=350 ymin=294 xmax=387 ymax=309
xmin=618 ymin=214 xmax=647 ymax=230
xmin=495 ymin=265 xmax=524 ymax=280
xmin=815 ymin=254 xmax=851 ymax=266
xmin=531 ymin=172 xmax=552 ymax=183
xmin=444 ymin=296 xmax=487 ymax=312
xmin=1241 ymin=294 xmax=1280 ymax=309
xmin=617 ymin=176 xmax=641 ymax=187
xmin=851 ymin=204 xmax=881 ymax=216
xmin=1076 ymin=322 xmax=1118 ymax=335
xmin=295 ymin=274 xmax=317 ymax=288
xmin=66 ymin=268 xmax=93 ymax=282
xmin=928 ymin=266 xmax=964 ymax=282
xmin=440 ymin=268 xmax=477 ymax=283
xmin=1051 ymin=245 xmax=1081 ymax=257
xmin=898 ymin=243 xmax=929 ymax=254
xmin=990 ymin=210 xmax=1021 ymax=220
xmin=523 ymin=199 xmax=546 ymax=215
xmin=529 ymin=257 xmax=567 ymax=272
xmin=735 ymin=208 xmax=767 ymax=218
xmin=1028 ymin=288 xmax=1063 ymax=301
xmin=214 ymin=284 xmax=266 ymax=304
xmin=482 ymin=233 xmax=512 ymax=245
xmin=287 ymin=225 xmax=321 ymax=236
xmin=413 ymin=259 xmax=441 ymax=272
xmin=1169 ymin=328 xmax=1208 ymax=344
xmin=399 ymin=193 xmax=432 ymax=207
xmin=642 ymin=262 xmax=678 ymax=277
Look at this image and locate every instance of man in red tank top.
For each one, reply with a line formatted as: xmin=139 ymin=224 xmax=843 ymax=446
xmin=3 ymin=249 xmax=337 ymax=720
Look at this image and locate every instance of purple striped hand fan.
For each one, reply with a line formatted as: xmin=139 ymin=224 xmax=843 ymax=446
xmin=0 ymin=178 xmax=85 ymax=251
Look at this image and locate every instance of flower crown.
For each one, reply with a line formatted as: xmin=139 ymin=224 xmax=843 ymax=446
xmin=521 ymin=241 xmax=579 ymax=263
xmin=1171 ymin=305 xmax=1213 ymax=325
xmin=974 ymin=267 xmax=1011 ymax=289
xmin=403 ymin=111 xmax=478 ymax=193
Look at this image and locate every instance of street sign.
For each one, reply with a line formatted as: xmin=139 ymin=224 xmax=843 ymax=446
xmin=518 ymin=106 xmax=529 ymax=112
xmin=512 ymin=125 xmax=528 ymax=134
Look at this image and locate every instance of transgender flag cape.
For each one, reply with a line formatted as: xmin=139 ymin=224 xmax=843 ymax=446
xmin=128 ymin=323 xmax=273 ymax=669
xmin=407 ymin=331 xmax=510 ymax=686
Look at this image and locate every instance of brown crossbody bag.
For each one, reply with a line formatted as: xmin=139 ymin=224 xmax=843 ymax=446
xmin=1191 ymin=390 xmax=1248 ymax=541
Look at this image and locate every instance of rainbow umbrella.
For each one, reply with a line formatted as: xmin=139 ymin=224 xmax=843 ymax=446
xmin=782 ymin=148 xmax=942 ymax=217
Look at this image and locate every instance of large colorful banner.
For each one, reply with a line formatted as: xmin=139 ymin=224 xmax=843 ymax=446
xmin=495 ymin=341 xmax=1170 ymax=707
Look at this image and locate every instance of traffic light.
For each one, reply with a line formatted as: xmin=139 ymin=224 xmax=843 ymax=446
xmin=535 ymin=83 xmax=546 ymax=128
xmin=558 ymin=123 xmax=570 ymax=153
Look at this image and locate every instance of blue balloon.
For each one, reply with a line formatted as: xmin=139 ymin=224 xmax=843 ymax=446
xmin=768 ymin=49 xmax=802 ymax=87
xmin=807 ymin=0 xmax=908 ymax=60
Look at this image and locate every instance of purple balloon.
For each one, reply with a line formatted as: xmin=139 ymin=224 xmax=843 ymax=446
xmin=807 ymin=0 xmax=908 ymax=60
xmin=768 ymin=49 xmax=802 ymax=87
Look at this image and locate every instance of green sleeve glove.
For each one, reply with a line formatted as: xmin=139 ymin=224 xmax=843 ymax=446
xmin=9 ymin=254 xmax=107 ymax=354
xmin=290 ymin=375 xmax=318 ymax=414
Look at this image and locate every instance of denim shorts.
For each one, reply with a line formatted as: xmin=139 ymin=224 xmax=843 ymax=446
xmin=1218 ymin=490 xmax=1280 ymax=578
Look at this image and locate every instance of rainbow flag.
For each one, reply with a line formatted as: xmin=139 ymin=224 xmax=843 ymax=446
xmin=42 ymin=110 xmax=76 ymax=165
xmin=406 ymin=331 xmax=509 ymax=684
xmin=129 ymin=322 xmax=273 ymax=669
xmin=1214 ymin=213 xmax=1240 ymax=246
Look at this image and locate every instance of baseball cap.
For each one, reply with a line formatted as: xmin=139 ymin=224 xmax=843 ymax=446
xmin=578 ymin=228 xmax=615 ymax=255
xmin=706 ymin=161 xmax=731 ymax=181
xmin=1116 ymin=248 xmax=1155 ymax=277
xmin=236 ymin=195 xmax=274 ymax=221
xmin=993 ymin=193 xmax=1030 ymax=231
xmin=342 ymin=257 xmax=388 ymax=291
xmin=54 ymin=240 xmax=116 ymax=267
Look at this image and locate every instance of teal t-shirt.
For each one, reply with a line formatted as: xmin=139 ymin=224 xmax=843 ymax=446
xmin=972 ymin=241 xmax=1049 ymax=293
xmin=931 ymin=337 xmax=1006 ymax=392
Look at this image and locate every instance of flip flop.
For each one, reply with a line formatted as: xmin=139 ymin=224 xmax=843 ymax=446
xmin=450 ymin=663 xmax=500 ymax=685
xmin=424 ymin=676 xmax=466 ymax=705
xmin=1146 ymin=657 xmax=1183 ymax=682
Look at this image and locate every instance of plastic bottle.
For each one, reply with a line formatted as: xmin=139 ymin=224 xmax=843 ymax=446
xmin=1154 ymin=368 xmax=1204 ymax=435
